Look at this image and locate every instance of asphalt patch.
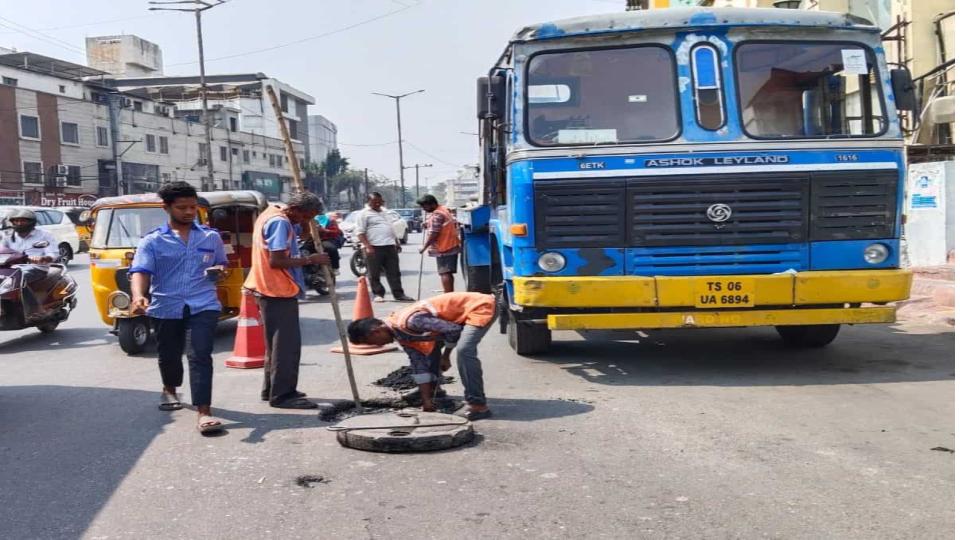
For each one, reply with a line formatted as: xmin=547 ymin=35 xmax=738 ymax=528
xmin=318 ymin=395 xmax=462 ymax=422
xmin=373 ymin=366 xmax=455 ymax=391
xmin=295 ymin=475 xmax=329 ymax=488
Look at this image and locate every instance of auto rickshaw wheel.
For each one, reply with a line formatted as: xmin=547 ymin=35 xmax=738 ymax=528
xmin=118 ymin=317 xmax=150 ymax=355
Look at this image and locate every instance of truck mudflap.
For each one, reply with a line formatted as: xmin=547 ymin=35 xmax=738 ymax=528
xmin=547 ymin=306 xmax=896 ymax=331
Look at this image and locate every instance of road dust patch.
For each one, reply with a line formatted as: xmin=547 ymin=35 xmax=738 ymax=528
xmin=295 ymin=475 xmax=329 ymax=488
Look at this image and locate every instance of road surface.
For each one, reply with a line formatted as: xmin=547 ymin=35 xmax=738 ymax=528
xmin=1 ymin=235 xmax=954 ymax=539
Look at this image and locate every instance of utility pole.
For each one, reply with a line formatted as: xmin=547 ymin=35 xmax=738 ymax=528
xmin=149 ymin=0 xmax=223 ymax=189
xmin=372 ymin=89 xmax=424 ymax=207
xmin=403 ymin=162 xmax=432 ymax=201
xmin=363 ymin=168 xmax=369 ymax=200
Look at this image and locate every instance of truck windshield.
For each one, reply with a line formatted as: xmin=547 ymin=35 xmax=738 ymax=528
xmin=736 ymin=42 xmax=887 ymax=138
xmin=526 ymin=46 xmax=679 ymax=146
xmin=91 ymin=207 xmax=168 ymax=249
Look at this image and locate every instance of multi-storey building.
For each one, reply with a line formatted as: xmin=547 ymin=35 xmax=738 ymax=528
xmin=445 ymin=165 xmax=481 ymax=208
xmin=0 ymin=50 xmax=305 ymax=206
xmin=307 ymin=114 xmax=338 ymax=165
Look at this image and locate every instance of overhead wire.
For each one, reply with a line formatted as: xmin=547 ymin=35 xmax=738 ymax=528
xmin=164 ymin=0 xmax=422 ymax=67
xmin=0 ymin=15 xmax=86 ymax=57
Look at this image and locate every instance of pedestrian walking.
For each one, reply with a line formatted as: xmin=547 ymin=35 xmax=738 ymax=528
xmin=347 ymin=292 xmax=496 ymax=420
xmin=244 ymin=192 xmax=330 ymax=409
xmin=416 ymin=194 xmax=461 ymax=293
xmin=356 ymin=192 xmax=414 ymax=303
xmin=129 ymin=182 xmax=228 ymax=433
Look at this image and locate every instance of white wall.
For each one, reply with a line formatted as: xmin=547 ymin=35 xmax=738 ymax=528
xmin=0 ymin=66 xmax=85 ymax=100
xmin=904 ymin=160 xmax=955 ymax=266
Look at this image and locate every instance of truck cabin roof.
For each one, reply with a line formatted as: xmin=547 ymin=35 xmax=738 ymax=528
xmin=511 ymin=7 xmax=878 ymax=44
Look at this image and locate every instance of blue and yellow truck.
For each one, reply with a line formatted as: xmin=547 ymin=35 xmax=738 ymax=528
xmin=460 ymin=8 xmax=916 ymax=354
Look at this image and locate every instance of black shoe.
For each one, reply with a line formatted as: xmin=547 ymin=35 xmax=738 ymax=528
xmin=394 ymin=295 xmax=416 ymax=302
xmin=270 ymin=397 xmax=318 ymax=409
xmin=262 ymin=390 xmax=306 ymax=402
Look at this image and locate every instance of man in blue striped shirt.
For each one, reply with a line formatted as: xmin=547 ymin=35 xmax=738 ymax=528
xmin=130 ymin=182 xmax=228 ymax=434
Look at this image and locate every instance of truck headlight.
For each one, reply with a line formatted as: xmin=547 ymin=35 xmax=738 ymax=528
xmin=109 ymin=291 xmax=131 ymax=310
xmin=537 ymin=252 xmax=566 ymax=272
xmin=864 ymin=243 xmax=889 ymax=264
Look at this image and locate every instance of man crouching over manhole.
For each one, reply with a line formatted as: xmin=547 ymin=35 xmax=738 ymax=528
xmin=348 ymin=292 xmax=496 ymax=420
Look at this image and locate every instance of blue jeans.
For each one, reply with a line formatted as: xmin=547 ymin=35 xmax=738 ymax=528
xmin=456 ymin=317 xmax=495 ymax=406
xmin=152 ymin=307 xmax=219 ymax=406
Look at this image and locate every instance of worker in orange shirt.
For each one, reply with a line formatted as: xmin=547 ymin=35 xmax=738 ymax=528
xmin=416 ymin=194 xmax=461 ymax=293
xmin=347 ymin=292 xmax=496 ymax=420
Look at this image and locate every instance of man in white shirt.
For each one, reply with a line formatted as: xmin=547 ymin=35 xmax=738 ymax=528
xmin=1 ymin=208 xmax=60 ymax=263
xmin=355 ymin=192 xmax=414 ymax=302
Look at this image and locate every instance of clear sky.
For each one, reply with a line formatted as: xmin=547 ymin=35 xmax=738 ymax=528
xmin=0 ymin=0 xmax=626 ymax=189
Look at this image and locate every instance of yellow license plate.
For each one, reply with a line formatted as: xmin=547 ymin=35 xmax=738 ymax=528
xmin=695 ymin=278 xmax=756 ymax=308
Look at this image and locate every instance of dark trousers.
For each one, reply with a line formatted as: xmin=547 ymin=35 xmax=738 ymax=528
xmin=152 ymin=307 xmax=219 ymax=407
xmin=367 ymin=245 xmax=405 ymax=298
xmin=257 ymin=295 xmax=302 ymax=404
xmin=321 ymin=240 xmax=340 ymax=269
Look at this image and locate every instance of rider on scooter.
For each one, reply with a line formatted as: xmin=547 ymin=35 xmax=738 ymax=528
xmin=1 ymin=208 xmax=59 ymax=263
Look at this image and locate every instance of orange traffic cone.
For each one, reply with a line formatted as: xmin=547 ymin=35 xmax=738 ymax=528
xmin=226 ymin=291 xmax=266 ymax=369
xmin=331 ymin=275 xmax=398 ymax=355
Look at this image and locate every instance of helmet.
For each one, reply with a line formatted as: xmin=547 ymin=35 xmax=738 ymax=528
xmin=7 ymin=208 xmax=37 ymax=222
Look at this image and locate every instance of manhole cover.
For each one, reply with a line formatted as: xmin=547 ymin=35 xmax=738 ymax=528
xmin=331 ymin=411 xmax=474 ymax=453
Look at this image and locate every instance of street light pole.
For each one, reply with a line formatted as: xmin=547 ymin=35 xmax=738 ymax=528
xmin=149 ymin=0 xmax=223 ymax=189
xmin=372 ymin=89 xmax=424 ymax=207
xmin=403 ymin=162 xmax=432 ymax=201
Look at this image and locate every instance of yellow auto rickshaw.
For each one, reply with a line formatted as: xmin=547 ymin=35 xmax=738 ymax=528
xmin=85 ymin=190 xmax=268 ymax=354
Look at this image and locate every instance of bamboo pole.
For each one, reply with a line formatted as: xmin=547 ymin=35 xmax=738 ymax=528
xmin=264 ymin=84 xmax=361 ymax=409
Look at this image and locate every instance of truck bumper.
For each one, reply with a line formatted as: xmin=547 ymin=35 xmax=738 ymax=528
xmin=512 ymin=270 xmax=912 ymax=330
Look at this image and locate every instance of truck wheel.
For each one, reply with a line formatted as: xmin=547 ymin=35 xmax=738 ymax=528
xmin=507 ymin=311 xmax=551 ymax=356
xmin=350 ymin=250 xmax=367 ymax=277
xmin=118 ymin=317 xmax=150 ymax=355
xmin=775 ymin=324 xmax=840 ymax=348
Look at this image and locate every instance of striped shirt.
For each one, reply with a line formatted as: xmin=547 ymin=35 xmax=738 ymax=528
xmin=129 ymin=222 xmax=228 ymax=319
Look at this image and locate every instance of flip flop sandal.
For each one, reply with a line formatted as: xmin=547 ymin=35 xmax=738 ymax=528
xmin=158 ymin=392 xmax=183 ymax=411
xmin=197 ymin=415 xmax=224 ymax=433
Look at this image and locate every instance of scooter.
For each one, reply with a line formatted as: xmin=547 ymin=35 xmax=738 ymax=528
xmin=0 ymin=248 xmax=78 ymax=333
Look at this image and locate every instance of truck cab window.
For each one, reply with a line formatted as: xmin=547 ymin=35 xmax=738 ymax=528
xmin=692 ymin=45 xmax=725 ymax=130
xmin=526 ymin=46 xmax=679 ymax=146
xmin=736 ymin=42 xmax=887 ymax=138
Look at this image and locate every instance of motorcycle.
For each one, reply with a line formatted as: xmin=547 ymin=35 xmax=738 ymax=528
xmin=0 ymin=247 xmax=78 ymax=333
xmin=299 ymin=238 xmax=333 ymax=296
xmin=349 ymin=239 xmax=367 ymax=277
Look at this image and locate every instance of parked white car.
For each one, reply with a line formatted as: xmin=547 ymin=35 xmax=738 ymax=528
xmin=339 ymin=208 xmax=409 ymax=245
xmin=0 ymin=206 xmax=81 ymax=262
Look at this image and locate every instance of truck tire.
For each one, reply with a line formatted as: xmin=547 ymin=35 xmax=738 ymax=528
xmin=775 ymin=324 xmax=840 ymax=348
xmin=118 ymin=317 xmax=150 ymax=355
xmin=507 ymin=311 xmax=551 ymax=356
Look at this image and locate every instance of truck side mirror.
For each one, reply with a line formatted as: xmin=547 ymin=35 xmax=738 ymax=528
xmin=476 ymin=75 xmax=506 ymax=120
xmin=890 ymin=68 xmax=918 ymax=114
